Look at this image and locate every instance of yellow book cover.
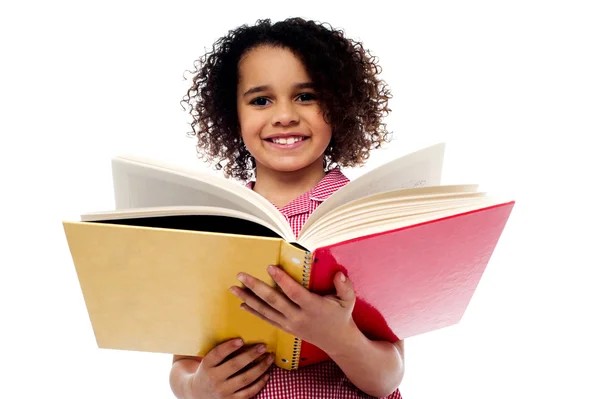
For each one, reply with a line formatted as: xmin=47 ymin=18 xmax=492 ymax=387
xmin=63 ymin=221 xmax=310 ymax=369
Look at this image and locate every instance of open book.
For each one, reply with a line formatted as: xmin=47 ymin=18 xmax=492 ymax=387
xmin=62 ymin=143 xmax=515 ymax=370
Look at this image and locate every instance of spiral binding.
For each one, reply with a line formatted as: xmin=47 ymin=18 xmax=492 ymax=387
xmin=290 ymin=250 xmax=312 ymax=369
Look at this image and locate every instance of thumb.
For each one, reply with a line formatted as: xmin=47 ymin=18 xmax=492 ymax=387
xmin=333 ymin=271 xmax=355 ymax=304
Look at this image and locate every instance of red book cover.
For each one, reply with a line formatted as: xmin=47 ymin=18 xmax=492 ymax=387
xmin=297 ymin=201 xmax=515 ymax=367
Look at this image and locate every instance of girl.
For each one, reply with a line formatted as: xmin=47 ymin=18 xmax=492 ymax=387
xmin=170 ymin=18 xmax=404 ymax=398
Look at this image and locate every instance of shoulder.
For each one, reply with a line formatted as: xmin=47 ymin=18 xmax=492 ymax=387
xmin=326 ymin=167 xmax=350 ymax=183
xmin=309 ymin=168 xmax=350 ymax=201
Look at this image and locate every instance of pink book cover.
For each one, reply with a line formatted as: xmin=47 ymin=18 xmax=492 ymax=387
xmin=297 ymin=201 xmax=515 ymax=367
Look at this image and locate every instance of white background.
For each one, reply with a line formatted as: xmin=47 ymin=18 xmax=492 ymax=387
xmin=1 ymin=1 xmax=598 ymax=398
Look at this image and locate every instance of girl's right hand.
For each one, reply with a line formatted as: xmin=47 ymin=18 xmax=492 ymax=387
xmin=190 ymin=338 xmax=274 ymax=398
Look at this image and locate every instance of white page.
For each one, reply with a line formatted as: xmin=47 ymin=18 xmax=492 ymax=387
xmin=299 ymin=142 xmax=446 ymax=236
xmin=110 ymin=155 xmax=293 ymax=240
xmin=301 ymin=197 xmax=504 ymax=250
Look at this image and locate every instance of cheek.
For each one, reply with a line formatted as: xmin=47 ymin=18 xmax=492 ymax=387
xmin=314 ymin=118 xmax=333 ymax=143
xmin=310 ymin=110 xmax=331 ymax=133
xmin=238 ymin=111 xmax=264 ymax=137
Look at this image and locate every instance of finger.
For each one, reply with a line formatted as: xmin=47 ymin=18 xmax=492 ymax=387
xmin=266 ymin=265 xmax=315 ymax=309
xmin=202 ymin=338 xmax=244 ymax=368
xmin=225 ymin=352 xmax=274 ymax=394
xmin=333 ymin=271 xmax=356 ymax=305
xmin=217 ymin=343 xmax=269 ymax=381
xmin=231 ymin=285 xmax=288 ymax=326
xmin=235 ymin=273 xmax=297 ymax=319
xmin=239 ymin=302 xmax=284 ymax=330
xmin=232 ymin=372 xmax=271 ymax=399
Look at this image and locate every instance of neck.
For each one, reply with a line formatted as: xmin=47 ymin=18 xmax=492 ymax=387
xmin=252 ymin=158 xmax=326 ymax=208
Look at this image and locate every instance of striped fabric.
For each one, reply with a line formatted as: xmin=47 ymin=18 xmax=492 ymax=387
xmin=245 ymin=168 xmax=402 ymax=398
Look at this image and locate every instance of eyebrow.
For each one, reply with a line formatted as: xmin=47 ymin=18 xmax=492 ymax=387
xmin=242 ymin=82 xmax=315 ymax=97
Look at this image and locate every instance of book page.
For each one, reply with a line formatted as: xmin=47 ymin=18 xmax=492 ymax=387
xmin=303 ymin=184 xmax=480 ymax=235
xmin=300 ymin=143 xmax=446 ymax=235
xmin=301 ymin=197 xmax=507 ymax=250
xmin=80 ymin=205 xmax=285 ymax=238
xmin=111 ymin=155 xmax=294 ymax=240
xmin=300 ymin=187 xmax=483 ymax=243
xmin=303 ymin=197 xmax=492 ymax=245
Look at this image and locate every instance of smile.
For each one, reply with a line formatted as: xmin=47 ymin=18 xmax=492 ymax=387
xmin=264 ymin=136 xmax=308 ymax=150
xmin=269 ymin=136 xmax=305 ymax=145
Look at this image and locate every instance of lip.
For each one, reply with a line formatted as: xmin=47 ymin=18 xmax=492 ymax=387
xmin=264 ymin=136 xmax=309 ymax=150
xmin=263 ymin=132 xmax=308 ymax=140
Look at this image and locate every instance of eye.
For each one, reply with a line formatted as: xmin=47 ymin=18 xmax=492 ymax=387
xmin=250 ymin=97 xmax=271 ymax=107
xmin=297 ymin=93 xmax=317 ymax=102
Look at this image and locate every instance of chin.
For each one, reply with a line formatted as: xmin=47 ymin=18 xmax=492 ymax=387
xmin=269 ymin=158 xmax=323 ymax=172
xmin=256 ymin=155 xmax=325 ymax=174
xmin=268 ymin=163 xmax=310 ymax=173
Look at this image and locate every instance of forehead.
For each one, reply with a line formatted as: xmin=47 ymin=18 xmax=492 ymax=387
xmin=237 ymin=46 xmax=311 ymax=88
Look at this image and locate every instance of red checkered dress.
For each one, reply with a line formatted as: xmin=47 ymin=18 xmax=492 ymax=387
xmin=245 ymin=168 xmax=402 ymax=399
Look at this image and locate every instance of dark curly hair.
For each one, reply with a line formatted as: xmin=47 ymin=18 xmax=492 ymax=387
xmin=181 ymin=17 xmax=393 ymax=181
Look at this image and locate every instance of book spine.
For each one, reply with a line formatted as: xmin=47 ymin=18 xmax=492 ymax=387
xmin=301 ymin=250 xmax=312 ymax=287
xmin=275 ymin=242 xmax=313 ymax=370
xmin=289 ymin=250 xmax=312 ymax=368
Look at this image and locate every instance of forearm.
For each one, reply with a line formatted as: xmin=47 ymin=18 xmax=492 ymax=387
xmin=325 ymin=324 xmax=404 ymax=398
xmin=169 ymin=358 xmax=200 ymax=399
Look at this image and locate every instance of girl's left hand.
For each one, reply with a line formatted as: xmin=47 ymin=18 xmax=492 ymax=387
xmin=230 ymin=265 xmax=356 ymax=354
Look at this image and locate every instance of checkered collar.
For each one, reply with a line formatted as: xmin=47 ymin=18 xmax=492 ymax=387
xmin=245 ymin=168 xmax=349 ymax=216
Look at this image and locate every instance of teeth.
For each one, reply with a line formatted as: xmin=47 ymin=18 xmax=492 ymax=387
xmin=272 ymin=137 xmax=304 ymax=145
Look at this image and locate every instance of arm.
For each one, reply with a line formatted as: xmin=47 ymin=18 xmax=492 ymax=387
xmin=326 ymin=333 xmax=405 ymax=398
xmin=169 ymin=355 xmax=202 ymax=399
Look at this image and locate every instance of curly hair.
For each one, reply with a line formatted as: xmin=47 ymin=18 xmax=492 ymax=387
xmin=181 ymin=17 xmax=393 ymax=181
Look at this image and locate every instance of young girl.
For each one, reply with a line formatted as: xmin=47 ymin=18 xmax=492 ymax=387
xmin=170 ymin=18 xmax=404 ymax=399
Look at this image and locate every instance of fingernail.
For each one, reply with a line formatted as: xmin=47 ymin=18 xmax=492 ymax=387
xmin=340 ymin=273 xmax=346 ymax=282
xmin=257 ymin=344 xmax=266 ymax=353
xmin=237 ymin=273 xmax=246 ymax=283
xmin=267 ymin=265 xmax=276 ymax=275
xmin=234 ymin=339 xmax=243 ymax=347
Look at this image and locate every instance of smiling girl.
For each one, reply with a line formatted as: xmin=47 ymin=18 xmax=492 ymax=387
xmin=170 ymin=17 xmax=403 ymax=399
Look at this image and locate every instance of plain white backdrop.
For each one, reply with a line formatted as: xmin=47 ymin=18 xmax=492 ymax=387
xmin=1 ymin=1 xmax=598 ymax=398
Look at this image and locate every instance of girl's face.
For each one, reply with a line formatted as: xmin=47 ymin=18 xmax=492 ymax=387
xmin=236 ymin=45 xmax=332 ymax=176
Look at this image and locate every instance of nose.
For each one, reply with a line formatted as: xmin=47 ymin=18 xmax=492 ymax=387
xmin=271 ymin=100 xmax=299 ymax=126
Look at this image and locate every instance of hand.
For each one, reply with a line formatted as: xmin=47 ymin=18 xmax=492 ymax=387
xmin=230 ymin=266 xmax=356 ymax=354
xmin=189 ymin=338 xmax=274 ymax=398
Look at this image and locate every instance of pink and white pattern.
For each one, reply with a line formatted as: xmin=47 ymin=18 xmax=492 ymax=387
xmin=245 ymin=169 xmax=402 ymax=398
